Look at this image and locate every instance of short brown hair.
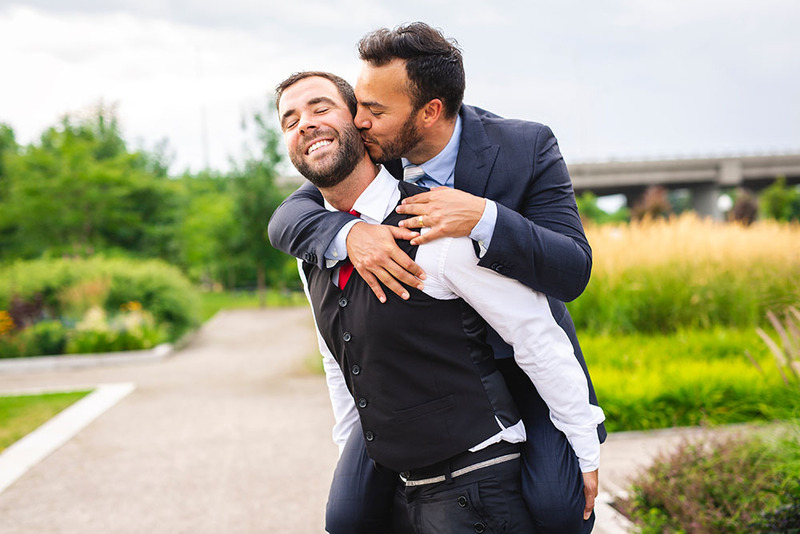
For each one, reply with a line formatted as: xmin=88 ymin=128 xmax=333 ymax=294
xmin=357 ymin=22 xmax=464 ymax=118
xmin=275 ymin=71 xmax=357 ymax=117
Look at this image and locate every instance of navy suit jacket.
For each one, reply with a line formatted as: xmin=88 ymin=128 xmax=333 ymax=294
xmin=268 ymin=104 xmax=605 ymax=441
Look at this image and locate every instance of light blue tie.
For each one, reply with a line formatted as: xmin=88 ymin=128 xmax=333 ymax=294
xmin=403 ymin=164 xmax=427 ymax=184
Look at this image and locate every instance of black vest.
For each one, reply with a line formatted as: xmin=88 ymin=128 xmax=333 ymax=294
xmin=304 ymin=180 xmax=519 ymax=472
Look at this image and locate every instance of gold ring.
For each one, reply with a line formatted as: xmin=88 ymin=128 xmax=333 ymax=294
xmin=418 ymin=216 xmax=424 ymax=226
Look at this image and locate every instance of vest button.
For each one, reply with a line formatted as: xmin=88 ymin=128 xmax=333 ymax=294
xmin=357 ymin=398 xmax=368 ymax=409
xmin=343 ymin=332 xmax=352 ymax=342
xmin=474 ymin=522 xmax=486 ymax=533
xmin=338 ymin=297 xmax=348 ymax=308
xmin=364 ymin=430 xmax=375 ymax=441
xmin=351 ymin=364 xmax=361 ymax=375
xmin=457 ymin=495 xmax=468 ymax=507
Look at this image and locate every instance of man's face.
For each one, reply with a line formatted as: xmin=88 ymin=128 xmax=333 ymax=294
xmin=278 ymin=76 xmax=365 ymax=188
xmin=354 ymin=59 xmax=424 ymax=163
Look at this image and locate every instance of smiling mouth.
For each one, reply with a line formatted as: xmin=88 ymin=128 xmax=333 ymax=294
xmin=307 ymin=139 xmax=332 ymax=155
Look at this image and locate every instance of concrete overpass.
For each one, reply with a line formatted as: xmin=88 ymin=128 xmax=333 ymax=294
xmin=279 ymin=152 xmax=800 ymax=220
xmin=568 ymin=152 xmax=800 ymax=219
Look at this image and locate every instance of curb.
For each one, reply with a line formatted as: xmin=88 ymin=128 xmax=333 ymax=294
xmin=596 ymin=491 xmax=635 ymax=533
xmin=0 ymin=382 xmax=136 ymax=495
xmin=0 ymin=343 xmax=173 ymax=374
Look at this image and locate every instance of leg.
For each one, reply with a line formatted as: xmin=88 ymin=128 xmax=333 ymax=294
xmin=405 ymin=446 xmax=534 ymax=533
xmin=498 ymin=358 xmax=594 ymax=534
xmin=326 ymin=420 xmax=401 ymax=534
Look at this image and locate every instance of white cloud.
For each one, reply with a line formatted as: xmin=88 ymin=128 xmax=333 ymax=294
xmin=0 ymin=1 xmax=798 ymax=172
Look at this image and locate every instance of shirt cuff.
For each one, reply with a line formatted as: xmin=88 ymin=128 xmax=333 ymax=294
xmin=468 ymin=199 xmax=497 ymax=258
xmin=324 ymin=219 xmax=360 ymax=268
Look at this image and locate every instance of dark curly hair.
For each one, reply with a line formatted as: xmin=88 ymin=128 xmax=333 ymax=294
xmin=357 ymin=22 xmax=464 ymax=118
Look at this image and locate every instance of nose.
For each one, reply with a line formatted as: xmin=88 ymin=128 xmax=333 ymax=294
xmin=354 ymin=106 xmax=371 ymax=130
xmin=297 ymin=112 xmax=317 ymax=134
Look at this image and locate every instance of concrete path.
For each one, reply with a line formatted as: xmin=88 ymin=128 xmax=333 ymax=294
xmin=0 ymin=307 xmax=743 ymax=533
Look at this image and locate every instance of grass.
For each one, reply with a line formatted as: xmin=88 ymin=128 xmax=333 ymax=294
xmin=0 ymin=390 xmax=92 ymax=452
xmin=586 ymin=327 xmax=800 ymax=432
xmin=570 ymin=214 xmax=800 ymax=334
xmin=198 ymin=289 xmax=306 ymax=322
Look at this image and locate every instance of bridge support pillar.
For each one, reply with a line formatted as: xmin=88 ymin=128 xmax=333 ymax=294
xmin=691 ymin=185 xmax=722 ymax=220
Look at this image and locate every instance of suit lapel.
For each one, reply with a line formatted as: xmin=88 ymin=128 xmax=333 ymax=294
xmin=454 ymin=105 xmax=499 ymax=198
xmin=385 ymin=159 xmax=403 ymax=181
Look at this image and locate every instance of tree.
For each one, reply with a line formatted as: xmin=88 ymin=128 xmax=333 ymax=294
xmin=761 ymin=176 xmax=800 ymax=222
xmin=225 ymin=104 xmax=298 ymax=303
xmin=0 ymin=106 xmax=181 ymax=262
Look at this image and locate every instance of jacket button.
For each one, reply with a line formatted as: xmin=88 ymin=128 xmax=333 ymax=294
xmin=474 ymin=522 xmax=486 ymax=533
xmin=357 ymin=398 xmax=368 ymax=409
xmin=338 ymin=297 xmax=348 ymax=308
xmin=343 ymin=332 xmax=352 ymax=342
xmin=457 ymin=495 xmax=468 ymax=507
xmin=351 ymin=364 xmax=361 ymax=375
xmin=364 ymin=430 xmax=375 ymax=441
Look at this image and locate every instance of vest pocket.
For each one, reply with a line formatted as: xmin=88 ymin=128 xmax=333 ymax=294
xmin=392 ymin=395 xmax=455 ymax=424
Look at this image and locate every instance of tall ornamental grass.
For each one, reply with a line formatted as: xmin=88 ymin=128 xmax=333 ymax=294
xmin=569 ymin=214 xmax=800 ymax=334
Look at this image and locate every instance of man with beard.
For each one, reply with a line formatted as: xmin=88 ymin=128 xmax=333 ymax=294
xmin=269 ymin=23 xmax=605 ymax=534
xmin=275 ymin=69 xmax=603 ymax=534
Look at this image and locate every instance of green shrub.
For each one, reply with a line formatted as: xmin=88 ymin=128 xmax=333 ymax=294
xmin=19 ymin=320 xmax=67 ymax=356
xmin=619 ymin=425 xmax=800 ymax=533
xmin=0 ymin=257 xmax=199 ymax=340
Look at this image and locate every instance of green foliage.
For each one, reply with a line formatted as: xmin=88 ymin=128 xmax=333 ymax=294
xmin=224 ymin=105 xmax=299 ymax=291
xmin=0 ymin=107 xmax=182 ymax=262
xmin=761 ymin=176 xmax=800 ymax=222
xmin=0 ymin=257 xmax=199 ymax=343
xmin=576 ymin=192 xmax=629 ymax=224
xmin=587 ymin=328 xmax=800 ymax=432
xmin=568 ymin=258 xmax=800 ymax=335
xmin=619 ymin=426 xmax=800 ymax=533
xmin=20 ymin=320 xmax=68 ymax=356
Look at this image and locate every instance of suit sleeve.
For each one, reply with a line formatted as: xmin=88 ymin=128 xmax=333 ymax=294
xmin=267 ymin=180 xmax=357 ymax=270
xmin=476 ymin=125 xmax=591 ymax=302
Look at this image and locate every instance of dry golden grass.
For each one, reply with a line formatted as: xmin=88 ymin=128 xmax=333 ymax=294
xmin=586 ymin=213 xmax=800 ymax=274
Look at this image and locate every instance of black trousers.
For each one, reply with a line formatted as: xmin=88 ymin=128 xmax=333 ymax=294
xmin=325 ymin=363 xmax=594 ymax=533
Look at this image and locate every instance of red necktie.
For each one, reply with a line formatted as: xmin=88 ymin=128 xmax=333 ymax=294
xmin=338 ymin=209 xmax=360 ymax=288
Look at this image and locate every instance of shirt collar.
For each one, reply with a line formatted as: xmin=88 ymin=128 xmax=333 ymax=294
xmin=323 ymin=166 xmax=400 ymax=224
xmin=401 ymin=114 xmax=462 ymax=187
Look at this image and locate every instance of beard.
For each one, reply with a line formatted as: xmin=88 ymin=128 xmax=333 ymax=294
xmin=362 ymin=111 xmax=424 ymax=164
xmin=290 ymin=122 xmax=366 ymax=189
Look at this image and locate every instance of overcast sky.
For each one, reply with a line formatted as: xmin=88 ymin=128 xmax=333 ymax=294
xmin=1 ymin=0 xmax=798 ymax=174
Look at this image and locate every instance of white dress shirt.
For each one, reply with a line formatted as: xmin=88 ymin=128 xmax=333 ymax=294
xmin=300 ymin=167 xmax=605 ymax=472
xmin=323 ymin=115 xmax=497 ymax=264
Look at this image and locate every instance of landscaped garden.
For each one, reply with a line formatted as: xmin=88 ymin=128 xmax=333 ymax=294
xmin=0 ymin=257 xmax=200 ymax=358
xmin=569 ymin=214 xmax=800 ymax=532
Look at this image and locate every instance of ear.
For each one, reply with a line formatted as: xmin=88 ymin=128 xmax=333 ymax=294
xmin=419 ymin=99 xmax=445 ymax=128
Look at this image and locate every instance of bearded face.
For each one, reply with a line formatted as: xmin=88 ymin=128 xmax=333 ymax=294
xmin=359 ymin=109 xmax=424 ymax=164
xmin=289 ymin=120 xmax=366 ymax=189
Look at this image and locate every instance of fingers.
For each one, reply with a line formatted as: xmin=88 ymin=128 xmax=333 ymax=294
xmin=397 ymin=193 xmax=433 ymax=211
xmin=346 ymin=224 xmax=426 ymax=303
xmin=583 ymin=490 xmax=595 ymax=520
xmin=359 ymin=270 xmax=387 ymax=304
xmin=582 ymin=470 xmax=599 ymax=520
xmin=409 ymin=227 xmax=444 ymax=246
xmin=397 ymin=214 xmax=428 ymax=229
xmin=387 ymin=225 xmax=423 ymax=245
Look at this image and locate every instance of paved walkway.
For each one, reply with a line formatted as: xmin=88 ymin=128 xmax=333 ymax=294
xmin=0 ymin=308 xmax=746 ymax=533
